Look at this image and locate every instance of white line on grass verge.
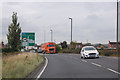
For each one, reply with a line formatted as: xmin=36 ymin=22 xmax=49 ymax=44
xmin=36 ymin=57 xmax=48 ymax=80
xmin=107 ymin=68 xmax=120 ymax=75
xmin=91 ymin=62 xmax=102 ymax=67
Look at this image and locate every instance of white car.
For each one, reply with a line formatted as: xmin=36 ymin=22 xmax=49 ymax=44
xmin=81 ymin=46 xmax=99 ymax=59
xmin=21 ymin=49 xmax=24 ymax=52
xmin=30 ymin=50 xmax=36 ymax=53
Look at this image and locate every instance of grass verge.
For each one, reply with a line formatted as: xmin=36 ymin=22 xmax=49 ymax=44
xmin=2 ymin=52 xmax=44 ymax=78
xmin=98 ymin=49 xmax=120 ymax=57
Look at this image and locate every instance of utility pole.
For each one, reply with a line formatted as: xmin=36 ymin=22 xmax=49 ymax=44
xmin=87 ymin=40 xmax=88 ymax=44
xmin=117 ymin=0 xmax=119 ymax=54
xmin=44 ymin=31 xmax=46 ymax=43
xmin=69 ymin=17 xmax=73 ymax=49
xmin=50 ymin=29 xmax=53 ymax=42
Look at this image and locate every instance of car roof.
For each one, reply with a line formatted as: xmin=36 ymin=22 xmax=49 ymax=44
xmin=83 ymin=46 xmax=95 ymax=48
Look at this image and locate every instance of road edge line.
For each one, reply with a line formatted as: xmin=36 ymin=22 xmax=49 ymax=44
xmin=107 ymin=68 xmax=120 ymax=75
xmin=36 ymin=57 xmax=48 ymax=79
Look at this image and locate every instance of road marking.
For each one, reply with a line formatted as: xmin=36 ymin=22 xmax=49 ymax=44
xmin=36 ymin=57 xmax=48 ymax=79
xmin=91 ymin=62 xmax=102 ymax=67
xmin=107 ymin=68 xmax=120 ymax=75
xmin=81 ymin=60 xmax=87 ymax=62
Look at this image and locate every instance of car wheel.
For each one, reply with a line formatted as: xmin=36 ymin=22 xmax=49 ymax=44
xmin=81 ymin=56 xmax=83 ymax=58
xmin=96 ymin=57 xmax=99 ymax=59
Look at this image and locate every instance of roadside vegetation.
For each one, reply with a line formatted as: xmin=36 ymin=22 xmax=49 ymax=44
xmin=56 ymin=43 xmax=119 ymax=57
xmin=2 ymin=52 xmax=44 ymax=78
xmin=55 ymin=41 xmax=120 ymax=57
xmin=59 ymin=48 xmax=80 ymax=54
xmin=98 ymin=49 xmax=120 ymax=57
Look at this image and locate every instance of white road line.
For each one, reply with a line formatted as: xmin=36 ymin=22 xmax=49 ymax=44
xmin=107 ymin=68 xmax=120 ymax=75
xmin=36 ymin=57 xmax=48 ymax=80
xmin=91 ymin=62 xmax=102 ymax=67
xmin=81 ymin=60 xmax=87 ymax=62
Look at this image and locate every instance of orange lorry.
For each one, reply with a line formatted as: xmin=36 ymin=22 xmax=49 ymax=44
xmin=41 ymin=42 xmax=56 ymax=54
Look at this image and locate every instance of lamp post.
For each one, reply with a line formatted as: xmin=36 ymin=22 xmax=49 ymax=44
xmin=44 ymin=30 xmax=46 ymax=43
xmin=50 ymin=29 xmax=53 ymax=42
xmin=117 ymin=0 xmax=119 ymax=53
xmin=69 ymin=17 xmax=73 ymax=49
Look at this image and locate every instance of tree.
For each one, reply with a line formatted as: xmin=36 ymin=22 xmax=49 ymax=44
xmin=7 ymin=12 xmax=21 ymax=51
xmin=55 ymin=44 xmax=61 ymax=53
xmin=60 ymin=41 xmax=67 ymax=49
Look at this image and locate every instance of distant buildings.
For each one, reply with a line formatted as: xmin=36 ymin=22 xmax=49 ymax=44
xmin=67 ymin=41 xmax=120 ymax=50
xmin=72 ymin=42 xmax=83 ymax=49
xmin=108 ymin=41 xmax=120 ymax=49
xmin=93 ymin=43 xmax=108 ymax=49
xmin=59 ymin=42 xmax=83 ymax=49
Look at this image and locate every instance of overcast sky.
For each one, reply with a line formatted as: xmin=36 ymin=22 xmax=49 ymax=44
xmin=1 ymin=1 xmax=119 ymax=45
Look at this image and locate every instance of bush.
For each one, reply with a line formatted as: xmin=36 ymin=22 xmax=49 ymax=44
xmin=2 ymin=48 xmax=14 ymax=53
xmin=60 ymin=48 xmax=81 ymax=54
xmin=55 ymin=44 xmax=61 ymax=53
xmin=98 ymin=49 xmax=117 ymax=56
xmin=104 ymin=52 xmax=114 ymax=56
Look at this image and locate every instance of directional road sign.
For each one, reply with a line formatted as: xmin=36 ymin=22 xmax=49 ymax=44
xmin=21 ymin=32 xmax=35 ymax=46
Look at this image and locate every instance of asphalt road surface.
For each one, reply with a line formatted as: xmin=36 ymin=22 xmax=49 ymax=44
xmin=38 ymin=53 xmax=119 ymax=78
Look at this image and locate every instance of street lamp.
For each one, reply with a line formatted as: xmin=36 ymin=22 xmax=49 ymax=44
xmin=69 ymin=17 xmax=73 ymax=49
xmin=44 ymin=30 xmax=46 ymax=43
xmin=117 ymin=0 xmax=119 ymax=53
xmin=50 ymin=29 xmax=53 ymax=42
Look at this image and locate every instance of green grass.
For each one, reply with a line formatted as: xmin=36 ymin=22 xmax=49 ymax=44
xmin=2 ymin=52 xmax=44 ymax=78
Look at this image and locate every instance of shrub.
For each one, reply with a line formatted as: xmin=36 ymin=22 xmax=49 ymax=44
xmin=55 ymin=44 xmax=61 ymax=53
xmin=60 ymin=48 xmax=81 ymax=54
xmin=2 ymin=48 xmax=14 ymax=53
xmin=98 ymin=49 xmax=117 ymax=56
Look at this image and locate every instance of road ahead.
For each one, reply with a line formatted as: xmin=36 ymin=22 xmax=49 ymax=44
xmin=38 ymin=54 xmax=119 ymax=78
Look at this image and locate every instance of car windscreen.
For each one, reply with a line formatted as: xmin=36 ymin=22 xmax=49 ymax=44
xmin=47 ymin=45 xmax=55 ymax=47
xmin=85 ymin=47 xmax=96 ymax=50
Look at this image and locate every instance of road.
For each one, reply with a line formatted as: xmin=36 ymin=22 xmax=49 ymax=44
xmin=37 ymin=53 xmax=119 ymax=79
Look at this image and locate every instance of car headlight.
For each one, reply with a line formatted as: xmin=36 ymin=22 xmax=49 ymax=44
xmin=85 ymin=52 xmax=89 ymax=54
xmin=97 ymin=52 xmax=99 ymax=55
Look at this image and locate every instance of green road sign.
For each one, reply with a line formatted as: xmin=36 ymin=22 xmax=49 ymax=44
xmin=21 ymin=32 xmax=35 ymax=46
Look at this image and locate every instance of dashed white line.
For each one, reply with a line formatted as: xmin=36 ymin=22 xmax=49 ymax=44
xmin=81 ymin=60 xmax=87 ymax=62
xmin=107 ymin=68 xmax=120 ymax=75
xmin=91 ymin=62 xmax=102 ymax=67
xmin=36 ymin=57 xmax=48 ymax=79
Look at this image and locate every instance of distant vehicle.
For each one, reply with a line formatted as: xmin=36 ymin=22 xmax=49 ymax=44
xmin=41 ymin=42 xmax=56 ymax=54
xmin=21 ymin=49 xmax=24 ymax=52
xmin=80 ymin=46 xmax=99 ymax=59
xmin=37 ymin=49 xmax=42 ymax=53
xmin=30 ymin=50 xmax=36 ymax=53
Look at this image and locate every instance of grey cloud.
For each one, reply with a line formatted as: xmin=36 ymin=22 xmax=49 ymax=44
xmin=2 ymin=2 xmax=117 ymax=44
